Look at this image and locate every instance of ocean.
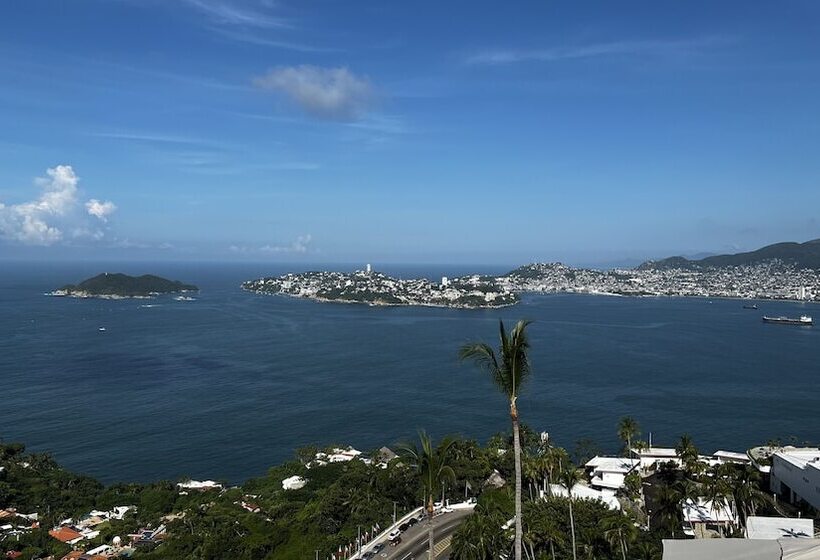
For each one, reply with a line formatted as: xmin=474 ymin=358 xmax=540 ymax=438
xmin=0 ymin=261 xmax=817 ymax=484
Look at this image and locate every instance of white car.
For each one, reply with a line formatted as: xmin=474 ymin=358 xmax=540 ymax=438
xmin=388 ymin=529 xmax=401 ymax=541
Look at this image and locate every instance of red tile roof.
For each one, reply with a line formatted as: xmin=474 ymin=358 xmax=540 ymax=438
xmin=49 ymin=526 xmax=82 ymax=543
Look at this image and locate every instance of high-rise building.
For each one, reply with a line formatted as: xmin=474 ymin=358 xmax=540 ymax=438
xmin=441 ymin=276 xmax=449 ymax=287
xmin=365 ymin=263 xmax=372 ymax=275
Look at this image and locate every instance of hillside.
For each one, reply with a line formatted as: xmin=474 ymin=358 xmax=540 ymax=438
xmin=637 ymin=238 xmax=820 ymax=270
xmin=55 ymin=273 xmax=198 ymax=298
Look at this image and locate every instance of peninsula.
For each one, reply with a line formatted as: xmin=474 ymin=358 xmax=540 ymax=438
xmin=242 ymin=239 xmax=820 ymax=307
xmin=242 ymin=268 xmax=517 ymax=308
xmin=50 ymin=273 xmax=198 ymax=299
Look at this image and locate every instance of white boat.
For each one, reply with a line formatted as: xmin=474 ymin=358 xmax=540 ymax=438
xmin=98 ymin=327 xmax=106 ymax=332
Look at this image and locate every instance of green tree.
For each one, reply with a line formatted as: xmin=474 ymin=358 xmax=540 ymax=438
xmin=460 ymin=319 xmax=533 ymax=560
xmin=558 ymin=465 xmax=582 ymax=560
xmin=617 ymin=417 xmax=640 ymax=456
xmin=399 ymin=431 xmax=456 ymax=559
xmin=675 ymin=434 xmax=700 ymax=476
xmin=601 ymin=513 xmax=638 ymax=560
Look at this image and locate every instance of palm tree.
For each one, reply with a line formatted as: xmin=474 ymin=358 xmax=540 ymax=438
xmin=601 ymin=514 xmax=638 ymax=560
xmin=654 ymin=483 xmax=681 ymax=538
xmin=675 ymin=434 xmax=700 ymax=476
xmin=399 ymin=431 xmax=456 ymax=558
xmin=558 ymin=465 xmax=582 ymax=560
xmin=460 ymin=319 xmax=533 ymax=560
xmin=617 ymin=417 xmax=639 ymax=456
xmin=451 ymin=512 xmax=506 ymax=560
xmin=702 ymin=471 xmax=731 ymax=537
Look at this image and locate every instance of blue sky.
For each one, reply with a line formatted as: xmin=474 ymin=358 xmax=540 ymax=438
xmin=1 ymin=1 xmax=819 ymax=266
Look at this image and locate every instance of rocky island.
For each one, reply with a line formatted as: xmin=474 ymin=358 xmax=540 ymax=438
xmin=50 ymin=273 xmax=199 ymax=299
xmin=242 ymin=268 xmax=517 ymax=308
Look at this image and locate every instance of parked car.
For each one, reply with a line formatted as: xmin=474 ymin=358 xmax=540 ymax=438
xmin=389 ymin=537 xmax=402 ymax=547
xmin=388 ymin=529 xmax=401 ymax=541
xmin=399 ymin=522 xmax=410 ymax=531
xmin=372 ymin=543 xmax=385 ymax=553
xmin=407 ymin=517 xmax=418 ymax=527
xmin=362 ymin=552 xmax=375 ymax=560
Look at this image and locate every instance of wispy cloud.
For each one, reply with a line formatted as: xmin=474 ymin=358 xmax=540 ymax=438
xmin=0 ymin=165 xmax=116 ymax=246
xmin=230 ymin=234 xmax=313 ymax=255
xmin=181 ymin=0 xmax=290 ymax=29
xmin=210 ymin=26 xmax=338 ymax=53
xmin=253 ymin=65 xmax=375 ymax=121
xmin=466 ymin=36 xmax=732 ymax=65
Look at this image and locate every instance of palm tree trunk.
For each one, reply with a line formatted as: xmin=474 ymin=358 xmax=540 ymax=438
xmin=428 ymin=496 xmax=435 ymax=559
xmin=550 ymin=540 xmax=556 ymax=560
xmin=512 ymin=404 xmax=523 ymax=560
xmin=568 ymin=497 xmax=577 ymax=560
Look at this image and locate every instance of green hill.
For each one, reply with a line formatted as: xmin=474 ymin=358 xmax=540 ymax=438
xmin=57 ymin=273 xmax=198 ymax=297
xmin=638 ymin=238 xmax=820 ymax=270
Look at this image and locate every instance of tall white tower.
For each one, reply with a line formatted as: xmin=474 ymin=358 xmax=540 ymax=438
xmin=365 ymin=263 xmax=372 ymax=275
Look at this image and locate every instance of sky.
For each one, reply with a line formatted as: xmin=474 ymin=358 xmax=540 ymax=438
xmin=1 ymin=0 xmax=819 ymax=266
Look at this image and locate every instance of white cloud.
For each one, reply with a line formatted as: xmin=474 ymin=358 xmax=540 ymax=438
xmin=85 ymin=199 xmax=117 ymax=222
xmin=253 ymin=66 xmax=373 ymax=121
xmin=181 ymin=0 xmax=289 ymax=29
xmin=0 ymin=165 xmax=117 ymax=246
xmin=466 ymin=36 xmax=730 ymax=65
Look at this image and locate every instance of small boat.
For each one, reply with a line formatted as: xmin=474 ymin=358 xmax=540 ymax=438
xmin=98 ymin=327 xmax=107 ymax=332
xmin=743 ymin=304 xmax=758 ymax=310
xmin=762 ymin=315 xmax=812 ymax=326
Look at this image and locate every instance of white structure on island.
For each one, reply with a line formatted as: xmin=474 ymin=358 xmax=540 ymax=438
xmin=549 ymin=483 xmax=620 ymax=511
xmin=770 ymin=447 xmax=820 ymax=510
xmin=745 ymin=516 xmax=815 ymax=540
xmin=282 ymin=475 xmax=307 ymax=491
xmin=177 ymin=480 xmax=222 ymax=491
xmin=585 ymin=456 xmax=640 ymax=491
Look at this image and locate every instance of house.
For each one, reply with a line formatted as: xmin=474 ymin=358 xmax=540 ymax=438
xmin=177 ymin=479 xmax=222 ymax=491
xmin=377 ymin=447 xmax=398 ymax=464
xmin=745 ymin=516 xmax=815 ymax=539
xmin=630 ymin=446 xmax=681 ymax=470
xmin=712 ymin=450 xmax=751 ymax=465
xmin=282 ymin=475 xmax=307 ymax=490
xmin=49 ymin=526 xmax=84 ymax=545
xmin=769 ymin=447 xmax=820 ymax=510
xmin=585 ymin=456 xmax=640 ymax=491
xmin=681 ymin=498 xmax=738 ymax=535
xmin=483 ymin=470 xmax=506 ymax=489
xmin=549 ymin=483 xmax=621 ymax=511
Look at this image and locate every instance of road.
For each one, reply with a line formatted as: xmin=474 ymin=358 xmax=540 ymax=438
xmin=378 ymin=509 xmax=473 ymax=560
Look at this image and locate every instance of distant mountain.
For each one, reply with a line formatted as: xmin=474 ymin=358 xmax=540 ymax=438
xmin=638 ymin=239 xmax=820 ymax=270
xmin=54 ymin=273 xmax=198 ymax=298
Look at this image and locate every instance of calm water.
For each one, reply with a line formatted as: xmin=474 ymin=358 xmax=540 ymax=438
xmin=0 ymin=261 xmax=817 ymax=484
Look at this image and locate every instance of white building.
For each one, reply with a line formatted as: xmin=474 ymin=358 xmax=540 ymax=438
xmin=745 ymin=516 xmax=815 ymax=540
xmin=366 ymin=263 xmax=372 ymax=274
xmin=630 ymin=446 xmax=682 ymax=470
xmin=682 ymin=497 xmax=738 ymax=532
xmin=584 ymin=456 xmax=640 ymax=491
xmin=770 ymin=448 xmax=820 ymax=510
xmin=441 ymin=276 xmax=449 ymax=287
xmin=282 ymin=475 xmax=307 ymax=491
xmin=549 ymin=483 xmax=621 ymax=511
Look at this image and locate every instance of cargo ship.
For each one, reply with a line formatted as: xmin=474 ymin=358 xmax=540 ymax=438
xmin=762 ymin=315 xmax=813 ymax=326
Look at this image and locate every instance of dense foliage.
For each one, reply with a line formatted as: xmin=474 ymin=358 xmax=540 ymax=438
xmin=58 ymin=273 xmax=198 ymax=296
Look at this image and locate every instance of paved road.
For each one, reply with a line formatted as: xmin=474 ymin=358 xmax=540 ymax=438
xmin=378 ymin=509 xmax=473 ymax=560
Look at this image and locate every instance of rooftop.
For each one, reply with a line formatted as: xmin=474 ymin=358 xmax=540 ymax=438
xmin=585 ymin=456 xmax=640 ymax=473
xmin=746 ymin=516 xmax=815 ymax=540
xmin=774 ymin=448 xmax=820 ymax=470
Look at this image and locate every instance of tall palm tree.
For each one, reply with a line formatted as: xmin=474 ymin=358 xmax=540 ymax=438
xmin=558 ymin=465 xmax=582 ymax=560
xmin=675 ymin=434 xmax=700 ymax=476
xmin=601 ymin=514 xmax=638 ymax=560
xmin=617 ymin=417 xmax=639 ymax=456
xmin=702 ymin=470 xmax=731 ymax=537
xmin=399 ymin=431 xmax=456 ymax=558
xmin=460 ymin=319 xmax=533 ymax=560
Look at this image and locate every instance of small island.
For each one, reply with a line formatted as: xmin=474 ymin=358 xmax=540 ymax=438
xmin=50 ymin=273 xmax=199 ymax=299
xmin=242 ymin=268 xmax=518 ymax=308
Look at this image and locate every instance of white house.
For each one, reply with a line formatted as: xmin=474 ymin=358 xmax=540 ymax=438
xmin=769 ymin=447 xmax=820 ymax=510
xmin=745 ymin=516 xmax=815 ymax=540
xmin=681 ymin=498 xmax=738 ymax=533
xmin=549 ymin=483 xmax=621 ymax=511
xmin=282 ymin=475 xmax=307 ymax=491
xmin=585 ymin=456 xmax=640 ymax=491
xmin=630 ymin=446 xmax=681 ymax=470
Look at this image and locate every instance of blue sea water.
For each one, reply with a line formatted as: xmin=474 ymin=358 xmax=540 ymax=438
xmin=0 ymin=261 xmax=818 ymax=484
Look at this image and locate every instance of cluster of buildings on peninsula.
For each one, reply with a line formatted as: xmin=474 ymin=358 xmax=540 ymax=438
xmin=242 ymin=259 xmax=819 ymax=308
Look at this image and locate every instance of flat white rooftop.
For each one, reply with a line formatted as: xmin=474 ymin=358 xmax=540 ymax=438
xmin=585 ymin=456 xmax=640 ymax=473
xmin=775 ymin=448 xmax=820 ymax=470
xmin=746 ymin=516 xmax=815 ymax=540
xmin=631 ymin=447 xmax=678 ymax=457
xmin=682 ymin=498 xmax=736 ymax=524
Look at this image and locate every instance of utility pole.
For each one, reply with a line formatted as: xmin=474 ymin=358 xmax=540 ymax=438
xmin=392 ymin=501 xmax=397 ymax=524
